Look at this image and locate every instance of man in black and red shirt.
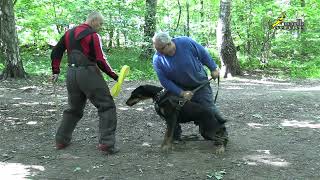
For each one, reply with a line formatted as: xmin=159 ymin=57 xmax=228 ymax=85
xmin=51 ymin=11 xmax=119 ymax=154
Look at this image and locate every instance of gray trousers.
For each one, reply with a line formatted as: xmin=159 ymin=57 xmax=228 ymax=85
xmin=191 ymin=83 xmax=227 ymax=138
xmin=55 ymin=66 xmax=117 ymax=147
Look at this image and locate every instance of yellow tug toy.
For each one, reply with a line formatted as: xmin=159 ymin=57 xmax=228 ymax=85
xmin=111 ymin=65 xmax=130 ymax=97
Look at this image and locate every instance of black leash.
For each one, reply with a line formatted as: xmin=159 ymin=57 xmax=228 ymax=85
xmin=191 ymin=76 xmax=220 ymax=104
xmin=214 ymin=76 xmax=220 ymax=104
xmin=155 ymin=75 xmax=220 ymax=111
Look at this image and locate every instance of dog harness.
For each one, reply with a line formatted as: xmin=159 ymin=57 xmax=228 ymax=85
xmin=153 ymin=90 xmax=187 ymax=119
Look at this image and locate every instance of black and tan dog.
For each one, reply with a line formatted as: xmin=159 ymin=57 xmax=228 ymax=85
xmin=126 ymin=85 xmax=228 ymax=153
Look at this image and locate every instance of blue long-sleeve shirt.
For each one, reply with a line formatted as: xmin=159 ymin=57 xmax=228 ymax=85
xmin=153 ymin=36 xmax=217 ymax=96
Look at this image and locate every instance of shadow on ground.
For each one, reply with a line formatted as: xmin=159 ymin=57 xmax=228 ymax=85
xmin=0 ymin=76 xmax=320 ymax=179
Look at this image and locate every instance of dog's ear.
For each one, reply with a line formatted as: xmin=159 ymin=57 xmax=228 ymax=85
xmin=134 ymin=85 xmax=145 ymax=92
xmin=139 ymin=85 xmax=150 ymax=90
xmin=139 ymin=85 xmax=147 ymax=89
xmin=135 ymin=85 xmax=154 ymax=93
xmin=131 ymin=85 xmax=144 ymax=92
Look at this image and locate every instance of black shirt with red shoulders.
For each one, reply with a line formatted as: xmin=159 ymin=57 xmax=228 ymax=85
xmin=51 ymin=24 xmax=118 ymax=80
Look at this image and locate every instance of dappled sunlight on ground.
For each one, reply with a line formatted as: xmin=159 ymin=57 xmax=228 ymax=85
xmin=230 ymin=78 xmax=292 ymax=86
xmin=243 ymin=150 xmax=290 ymax=167
xmin=281 ymin=120 xmax=320 ymax=129
xmin=0 ymin=162 xmax=44 ymax=179
xmin=1 ymin=78 xmax=320 ymax=179
xmin=280 ymin=86 xmax=320 ymax=92
xmin=118 ymin=107 xmax=129 ymax=110
xmin=225 ymin=86 xmax=244 ymax=90
xmin=117 ymin=102 xmax=154 ymax=112
xmin=4 ymin=117 xmax=43 ymax=126
xmin=134 ymin=107 xmax=144 ymax=111
xmin=125 ymin=87 xmax=136 ymax=91
xmin=247 ymin=123 xmax=270 ymax=129
xmin=26 ymin=121 xmax=38 ymax=125
xmin=16 ymin=102 xmax=40 ymax=106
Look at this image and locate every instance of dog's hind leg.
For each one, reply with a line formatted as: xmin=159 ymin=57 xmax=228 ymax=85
xmin=161 ymin=114 xmax=178 ymax=152
xmin=214 ymin=127 xmax=228 ymax=154
xmin=199 ymin=124 xmax=228 ymax=154
xmin=173 ymin=124 xmax=182 ymax=141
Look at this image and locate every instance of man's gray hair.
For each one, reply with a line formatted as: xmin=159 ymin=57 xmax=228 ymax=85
xmin=152 ymin=32 xmax=172 ymax=44
xmin=86 ymin=11 xmax=103 ymax=22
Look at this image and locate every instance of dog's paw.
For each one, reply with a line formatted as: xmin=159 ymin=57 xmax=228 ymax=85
xmin=215 ymin=145 xmax=225 ymax=154
xmin=161 ymin=143 xmax=173 ymax=153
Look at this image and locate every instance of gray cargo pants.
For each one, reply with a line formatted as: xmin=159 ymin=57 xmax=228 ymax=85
xmin=55 ymin=65 xmax=117 ymax=147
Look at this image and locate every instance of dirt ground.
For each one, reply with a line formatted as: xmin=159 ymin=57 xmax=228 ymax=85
xmin=0 ymin=75 xmax=320 ymax=180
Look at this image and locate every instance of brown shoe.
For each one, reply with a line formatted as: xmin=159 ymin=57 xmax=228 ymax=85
xmin=56 ymin=143 xmax=70 ymax=150
xmin=98 ymin=144 xmax=119 ymax=154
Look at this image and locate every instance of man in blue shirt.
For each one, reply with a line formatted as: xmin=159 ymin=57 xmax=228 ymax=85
xmin=152 ymin=32 xmax=226 ymax=140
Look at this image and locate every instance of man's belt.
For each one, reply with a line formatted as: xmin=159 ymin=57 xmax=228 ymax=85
xmin=68 ymin=63 xmax=96 ymax=67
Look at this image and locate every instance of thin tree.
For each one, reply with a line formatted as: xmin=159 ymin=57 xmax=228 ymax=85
xmin=173 ymin=0 xmax=181 ymax=33
xmin=0 ymin=0 xmax=26 ymax=79
xmin=216 ymin=0 xmax=241 ymax=78
xmin=185 ymin=0 xmax=190 ymax=36
xmin=140 ymin=0 xmax=157 ymax=60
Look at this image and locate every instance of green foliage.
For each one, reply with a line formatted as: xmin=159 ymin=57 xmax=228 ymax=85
xmin=106 ymin=48 xmax=157 ymax=80
xmin=20 ymin=49 xmax=67 ymax=81
xmin=0 ymin=63 xmax=4 ymax=71
xmin=19 ymin=48 xmax=156 ymax=80
xmin=14 ymin=0 xmax=146 ymax=48
xmin=287 ymin=58 xmax=320 ymax=78
xmin=0 ymin=52 xmax=5 ymax=72
xmin=10 ymin=0 xmax=320 ymax=79
xmin=233 ymin=0 xmax=320 ymax=78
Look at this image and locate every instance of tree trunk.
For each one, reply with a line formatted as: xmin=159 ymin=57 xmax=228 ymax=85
xmin=140 ymin=0 xmax=157 ymax=60
xmin=106 ymin=28 xmax=114 ymax=52
xmin=200 ymin=0 xmax=204 ymax=20
xmin=245 ymin=0 xmax=253 ymax=59
xmin=123 ymin=30 xmax=128 ymax=46
xmin=173 ymin=0 xmax=181 ymax=33
xmin=116 ymin=29 xmax=120 ymax=47
xmin=216 ymin=0 xmax=241 ymax=78
xmin=107 ymin=13 xmax=114 ymax=50
xmin=185 ymin=0 xmax=190 ymax=37
xmin=199 ymin=0 xmax=206 ymax=45
xmin=260 ymin=17 xmax=275 ymax=66
xmin=0 ymin=0 xmax=26 ymax=79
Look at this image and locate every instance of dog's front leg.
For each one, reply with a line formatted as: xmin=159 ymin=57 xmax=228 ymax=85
xmin=161 ymin=114 xmax=178 ymax=152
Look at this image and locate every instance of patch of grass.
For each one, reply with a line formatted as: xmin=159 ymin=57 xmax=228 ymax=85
xmin=20 ymin=50 xmax=68 ymax=81
xmin=289 ymin=58 xmax=320 ymax=78
xmin=106 ymin=48 xmax=157 ymax=80
xmin=22 ymin=51 xmax=54 ymax=76
xmin=239 ymin=55 xmax=320 ymax=79
xmin=238 ymin=55 xmax=261 ymax=70
xmin=10 ymin=48 xmax=320 ymax=80
xmin=267 ymin=58 xmax=320 ymax=78
xmin=0 ymin=63 xmax=4 ymax=71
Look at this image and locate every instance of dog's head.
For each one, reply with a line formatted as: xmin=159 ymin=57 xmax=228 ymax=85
xmin=126 ymin=85 xmax=162 ymax=106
